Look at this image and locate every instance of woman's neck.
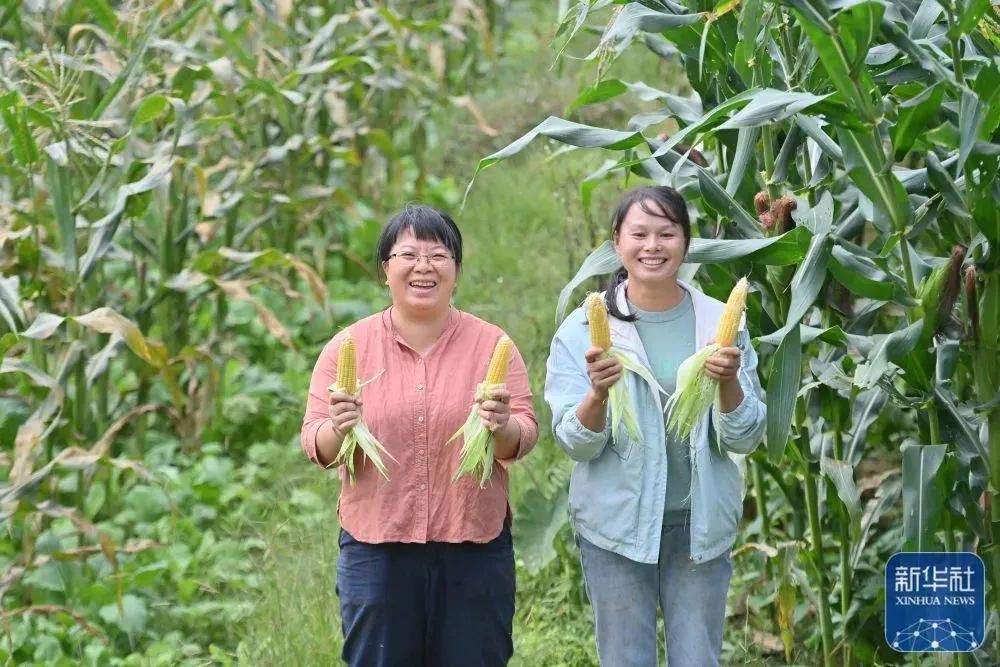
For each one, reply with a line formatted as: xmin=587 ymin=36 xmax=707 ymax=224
xmin=390 ymin=306 xmax=452 ymax=354
xmin=625 ymin=277 xmax=685 ymax=312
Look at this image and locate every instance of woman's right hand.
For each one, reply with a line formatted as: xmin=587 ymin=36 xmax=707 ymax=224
xmin=583 ymin=347 xmax=623 ymax=401
xmin=328 ymin=390 xmax=362 ymax=439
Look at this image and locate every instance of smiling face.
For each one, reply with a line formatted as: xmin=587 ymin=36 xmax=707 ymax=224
xmin=613 ymin=198 xmax=689 ymax=287
xmin=383 ymin=227 xmax=458 ymax=316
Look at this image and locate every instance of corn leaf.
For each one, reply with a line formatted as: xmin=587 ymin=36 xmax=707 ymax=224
xmin=697 ymin=169 xmax=762 ymax=238
xmin=513 ymin=485 xmax=569 ymax=573
xmin=820 ymin=457 xmax=862 ymax=537
xmin=725 ymin=126 xmax=760 ymax=195
xmin=73 ymin=307 xmax=167 ymax=368
xmin=901 ymin=442 xmax=949 ymax=551
xmin=766 ymin=322 xmax=801 ymax=463
xmin=20 ymin=313 xmax=65 ymax=340
xmin=0 ymin=276 xmax=25 ymax=332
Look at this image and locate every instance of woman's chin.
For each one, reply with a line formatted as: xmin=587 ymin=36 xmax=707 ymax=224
xmin=400 ymin=294 xmax=449 ymax=312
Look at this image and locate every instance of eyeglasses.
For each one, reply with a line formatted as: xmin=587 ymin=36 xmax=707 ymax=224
xmin=386 ymin=252 xmax=454 ymax=267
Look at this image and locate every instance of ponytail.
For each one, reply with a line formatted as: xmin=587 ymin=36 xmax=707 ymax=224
xmin=604 ymin=267 xmax=638 ymax=322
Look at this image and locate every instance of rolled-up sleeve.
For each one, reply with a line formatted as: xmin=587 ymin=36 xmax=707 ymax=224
xmin=544 ymin=328 xmax=611 ymax=462
xmin=300 ymin=336 xmax=343 ymax=467
xmin=712 ymin=329 xmax=766 ymax=454
xmin=496 ymin=340 xmax=539 ymax=465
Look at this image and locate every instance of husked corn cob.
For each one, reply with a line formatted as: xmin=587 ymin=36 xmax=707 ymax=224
xmin=587 ymin=293 xmax=612 ymax=351
xmin=484 ymin=336 xmax=513 ymax=387
xmin=326 ymin=332 xmax=395 ymax=483
xmin=336 ymin=335 xmax=358 ymax=394
xmin=715 ymin=277 xmax=748 ymax=347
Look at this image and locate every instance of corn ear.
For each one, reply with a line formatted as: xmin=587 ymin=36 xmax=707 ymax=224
xmin=587 ymin=293 xmax=612 ymax=351
xmin=327 ymin=332 xmax=396 ymax=483
xmin=715 ymin=277 xmax=748 ymax=347
xmin=484 ymin=336 xmax=513 ymax=387
xmin=666 ymin=277 xmax=752 ymax=440
xmin=335 ymin=335 xmax=358 ymax=394
xmin=449 ymin=335 xmax=516 ymax=487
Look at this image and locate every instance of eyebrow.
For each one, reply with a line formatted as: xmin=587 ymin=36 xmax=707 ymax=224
xmin=392 ymin=242 xmax=449 ymax=251
xmin=627 ymin=221 xmax=681 ymax=231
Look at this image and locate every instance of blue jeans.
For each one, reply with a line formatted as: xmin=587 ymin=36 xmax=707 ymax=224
xmin=336 ymin=522 xmax=515 ymax=667
xmin=577 ymin=521 xmax=733 ymax=666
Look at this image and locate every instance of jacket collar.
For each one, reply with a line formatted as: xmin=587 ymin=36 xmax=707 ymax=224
xmin=605 ymin=278 xmax=725 ymax=360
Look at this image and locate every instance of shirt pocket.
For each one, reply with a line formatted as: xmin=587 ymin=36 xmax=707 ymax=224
xmin=608 ymin=431 xmax=635 ymax=461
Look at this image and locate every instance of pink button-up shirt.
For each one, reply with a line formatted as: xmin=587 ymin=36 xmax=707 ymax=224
xmin=301 ymin=308 xmax=538 ymax=544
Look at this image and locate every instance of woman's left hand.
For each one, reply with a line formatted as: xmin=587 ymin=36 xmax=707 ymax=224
xmin=478 ymin=387 xmax=512 ymax=432
xmin=704 ymin=342 xmax=740 ymax=386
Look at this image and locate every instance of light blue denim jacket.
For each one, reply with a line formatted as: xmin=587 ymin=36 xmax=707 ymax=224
xmin=545 ymin=280 xmax=766 ymax=564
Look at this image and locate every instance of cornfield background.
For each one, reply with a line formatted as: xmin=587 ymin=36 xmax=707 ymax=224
xmin=2 ymin=0 xmax=999 ymax=665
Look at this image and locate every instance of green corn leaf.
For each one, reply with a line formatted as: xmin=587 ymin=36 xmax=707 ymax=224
xmin=891 ymin=82 xmax=944 ymax=157
xmin=850 ymin=474 xmax=901 ymax=569
xmin=582 ymin=3 xmax=704 ymax=61
xmin=853 ymin=321 xmax=924 ymax=389
xmin=837 ymin=127 xmax=910 ymax=233
xmin=793 ymin=114 xmax=843 ymax=161
xmin=820 ymin=457 xmax=862 ymax=538
xmin=766 ymin=322 xmax=800 ymax=463
xmin=785 ymin=231 xmax=831 ymax=328
xmin=828 ymin=245 xmax=901 ymax=302
xmin=926 ymin=151 xmax=971 ymax=221
xmin=91 ymin=14 xmax=160 ymax=120
xmin=717 ymin=89 xmax=830 ymax=130
xmin=513 ymin=485 xmax=569 ymax=573
xmin=697 ymin=170 xmax=762 ymax=238
xmin=46 ymin=156 xmax=76 ymax=276
xmin=790 ymin=1 xmax=875 ymax=120
xmin=901 ymin=442 xmax=949 ymax=551
xmin=0 ymin=276 xmax=25 ymax=333
xmin=466 ymin=116 xmax=647 ymax=204
xmin=957 ymin=86 xmax=985 ymax=176
xmin=1 ymin=96 xmax=39 ymax=166
xmin=725 ymin=126 xmax=760 ymax=195
xmin=565 ymin=79 xmax=628 ymax=115
xmin=79 ymin=156 xmax=175 ymax=281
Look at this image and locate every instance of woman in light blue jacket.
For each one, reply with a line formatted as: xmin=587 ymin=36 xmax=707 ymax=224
xmin=545 ymin=185 xmax=766 ymax=667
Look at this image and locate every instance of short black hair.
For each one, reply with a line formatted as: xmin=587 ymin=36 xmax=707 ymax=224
xmin=375 ymin=204 xmax=463 ymax=277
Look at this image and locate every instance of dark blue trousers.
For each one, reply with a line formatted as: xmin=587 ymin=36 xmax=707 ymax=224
xmin=336 ymin=522 xmax=515 ymax=667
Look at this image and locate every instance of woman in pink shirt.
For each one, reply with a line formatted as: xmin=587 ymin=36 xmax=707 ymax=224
xmin=301 ymin=205 xmax=538 ymax=666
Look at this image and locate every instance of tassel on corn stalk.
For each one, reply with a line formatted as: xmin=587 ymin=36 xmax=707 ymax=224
xmin=328 ymin=334 xmax=395 ymax=483
xmin=449 ymin=335 xmax=514 ymax=486
xmin=587 ymin=293 xmax=664 ymax=444
xmin=665 ymin=277 xmax=749 ymax=440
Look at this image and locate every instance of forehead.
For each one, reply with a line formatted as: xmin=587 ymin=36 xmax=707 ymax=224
xmin=620 ymin=203 xmax=681 ymax=230
xmin=390 ymin=227 xmax=448 ymax=248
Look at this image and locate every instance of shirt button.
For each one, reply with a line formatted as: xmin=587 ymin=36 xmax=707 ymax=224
xmin=418 ymin=415 xmax=424 ymax=423
xmin=417 ymin=383 xmax=424 ymax=390
xmin=419 ymin=483 xmax=427 ymax=491
xmin=418 ymin=449 xmax=425 ymax=456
